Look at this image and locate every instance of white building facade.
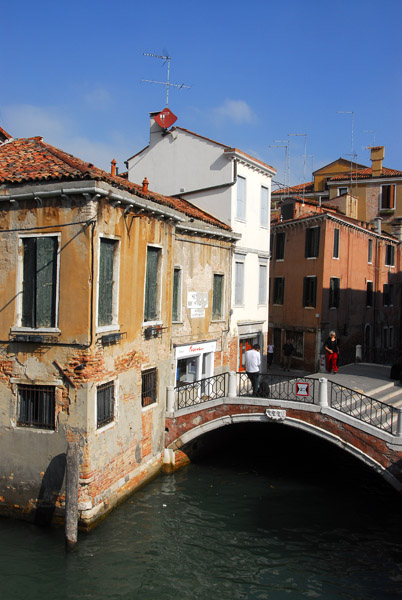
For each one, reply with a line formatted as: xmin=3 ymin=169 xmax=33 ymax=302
xmin=127 ymin=114 xmax=276 ymax=370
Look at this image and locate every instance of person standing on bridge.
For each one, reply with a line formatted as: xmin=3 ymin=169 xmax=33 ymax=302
xmin=245 ymin=344 xmax=261 ymax=396
xmin=324 ymin=330 xmax=339 ymax=374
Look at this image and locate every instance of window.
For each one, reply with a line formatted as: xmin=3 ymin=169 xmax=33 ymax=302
xmin=260 ymin=186 xmax=269 ymax=227
xmin=275 ymin=232 xmax=285 ymax=260
xmin=258 ymin=260 xmax=268 ymax=304
xmin=18 ymin=384 xmax=55 ymax=430
xmin=172 ymin=268 xmax=182 ymax=322
xmin=333 ymin=228 xmax=339 ymax=259
xmin=383 ymin=283 xmax=393 ymax=306
xmin=385 ymin=244 xmax=395 ymax=267
xmin=234 ymin=254 xmax=245 ymax=305
xmin=303 ymin=276 xmax=317 ymax=307
xmin=273 ymin=277 xmax=285 ymax=305
xmin=329 ymin=277 xmax=340 ymax=309
xmin=380 ymin=185 xmax=396 ymax=210
xmin=212 ymin=274 xmax=224 ymax=319
xmin=366 ymin=281 xmax=373 ymax=307
xmin=98 ymin=238 xmax=119 ymax=328
xmin=338 ymin=187 xmax=348 ymax=196
xmin=142 ymin=368 xmax=157 ymax=407
xmin=382 ymin=326 xmax=394 ymax=349
xmin=20 ymin=236 xmax=58 ymax=328
xmin=144 ymin=247 xmax=162 ymax=322
xmin=236 ymin=176 xmax=246 ymax=220
xmin=97 ymin=381 xmax=115 ymax=428
xmin=368 ymin=239 xmax=373 ymax=263
xmin=305 ymin=227 xmax=320 ymax=258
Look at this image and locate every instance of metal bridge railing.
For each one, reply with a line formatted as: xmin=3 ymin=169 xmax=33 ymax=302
xmin=237 ymin=372 xmax=317 ymax=404
xmin=329 ymin=381 xmax=399 ymax=435
xmin=174 ymin=372 xmax=229 ymax=410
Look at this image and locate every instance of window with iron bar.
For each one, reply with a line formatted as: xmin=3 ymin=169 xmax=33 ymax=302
xmin=142 ymin=368 xmax=157 ymax=407
xmin=97 ymin=381 xmax=115 ymax=428
xmin=18 ymin=384 xmax=55 ymax=430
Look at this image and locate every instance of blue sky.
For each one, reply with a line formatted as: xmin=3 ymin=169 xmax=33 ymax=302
xmin=1 ymin=0 xmax=401 ymax=188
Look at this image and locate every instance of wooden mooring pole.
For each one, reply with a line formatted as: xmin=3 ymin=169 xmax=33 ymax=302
xmin=65 ymin=441 xmax=79 ymax=551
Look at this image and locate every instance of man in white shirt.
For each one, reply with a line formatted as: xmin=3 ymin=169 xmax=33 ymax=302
xmin=245 ymin=344 xmax=261 ymax=396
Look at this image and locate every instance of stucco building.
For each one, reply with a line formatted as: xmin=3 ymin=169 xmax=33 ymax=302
xmin=127 ymin=112 xmax=276 ymax=370
xmin=0 ymin=134 xmax=238 ymax=526
xmin=270 ymin=198 xmax=401 ymax=371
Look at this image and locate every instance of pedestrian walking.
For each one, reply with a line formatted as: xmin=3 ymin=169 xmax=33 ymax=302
xmin=324 ymin=331 xmax=339 ymax=374
xmin=267 ymin=342 xmax=274 ymax=369
xmin=245 ymin=344 xmax=261 ymax=396
xmin=282 ymin=339 xmax=294 ymax=371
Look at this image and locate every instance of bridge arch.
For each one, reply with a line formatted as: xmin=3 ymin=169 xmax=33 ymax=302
xmin=167 ymin=412 xmax=402 ymax=493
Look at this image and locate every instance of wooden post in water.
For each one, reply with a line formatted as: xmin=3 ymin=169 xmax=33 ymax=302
xmin=65 ymin=441 xmax=79 ymax=550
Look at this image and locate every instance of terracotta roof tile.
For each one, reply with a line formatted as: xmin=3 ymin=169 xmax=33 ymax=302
xmin=272 ymin=181 xmax=314 ymax=195
xmin=330 ymin=167 xmax=402 ymax=180
xmin=0 ymin=137 xmax=231 ymax=231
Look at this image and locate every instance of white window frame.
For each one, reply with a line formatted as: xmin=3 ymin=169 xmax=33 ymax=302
xmin=338 ymin=187 xmax=348 ymax=196
xmin=96 ymin=235 xmax=121 ymax=333
xmin=258 ymin=258 xmax=268 ymax=305
xmin=234 ymin=253 xmax=245 ymax=306
xmin=260 ymin=185 xmax=269 ymax=228
xmin=236 ymin=176 xmax=246 ymax=221
xmin=14 ymin=233 xmax=61 ymax=332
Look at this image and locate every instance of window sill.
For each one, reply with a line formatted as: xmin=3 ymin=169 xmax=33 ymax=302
xmin=142 ymin=320 xmax=162 ymax=327
xmin=11 ymin=327 xmax=61 ymax=334
xmin=96 ymin=325 xmax=120 ymax=334
xmin=306 ymin=256 xmax=318 ymax=260
xmin=211 ymin=318 xmax=225 ymax=323
xmin=15 ymin=425 xmax=55 ymax=433
xmin=142 ymin=401 xmax=157 ymax=412
xmin=96 ymin=420 xmax=115 ymax=434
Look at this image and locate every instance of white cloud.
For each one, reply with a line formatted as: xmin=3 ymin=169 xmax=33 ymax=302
xmin=84 ymin=87 xmax=113 ymax=111
xmin=212 ymin=99 xmax=257 ymax=125
xmin=1 ymin=104 xmax=136 ymax=173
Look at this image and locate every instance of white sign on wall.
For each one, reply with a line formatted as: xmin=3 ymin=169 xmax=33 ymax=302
xmin=175 ymin=340 xmax=217 ymax=358
xmin=187 ymin=291 xmax=208 ymax=309
xmin=191 ymin=308 xmax=205 ymax=319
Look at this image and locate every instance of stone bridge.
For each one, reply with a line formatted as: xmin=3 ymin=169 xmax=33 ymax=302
xmin=164 ymin=372 xmax=402 ymax=492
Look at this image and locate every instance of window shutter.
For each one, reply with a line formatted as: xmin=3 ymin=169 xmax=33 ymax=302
xmin=36 ymin=237 xmax=57 ymax=328
xmin=22 ymin=238 xmax=36 ymax=327
xmin=145 ymin=248 xmax=159 ymax=321
xmin=98 ymin=239 xmax=115 ymax=326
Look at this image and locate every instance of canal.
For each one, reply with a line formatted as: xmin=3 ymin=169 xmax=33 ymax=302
xmin=1 ymin=423 xmax=402 ymax=599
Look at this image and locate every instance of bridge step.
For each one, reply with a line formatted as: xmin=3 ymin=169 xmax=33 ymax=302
xmin=369 ymin=382 xmax=402 ymax=406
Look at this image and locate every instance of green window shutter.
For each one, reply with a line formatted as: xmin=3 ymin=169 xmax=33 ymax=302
xmin=22 ymin=238 xmax=37 ymax=327
xmin=172 ymin=268 xmax=180 ymax=322
xmin=98 ymin=239 xmax=115 ymax=326
xmin=213 ymin=274 xmax=223 ymax=319
xmin=144 ymin=247 xmax=159 ymax=321
xmin=36 ymin=237 xmax=57 ymax=328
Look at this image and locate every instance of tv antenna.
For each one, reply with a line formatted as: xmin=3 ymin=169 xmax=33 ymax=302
xmin=142 ymin=53 xmax=191 ymax=107
xmin=289 ymin=133 xmax=307 ymax=205
xmin=270 ymin=140 xmax=290 ymax=195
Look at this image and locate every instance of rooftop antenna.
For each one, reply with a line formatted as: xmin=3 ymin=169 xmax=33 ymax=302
xmin=270 ymin=140 xmax=290 ymax=195
xmin=362 ymin=129 xmax=376 ymax=147
xmin=289 ymin=133 xmax=307 ymax=205
xmin=142 ymin=52 xmax=191 ymax=107
xmin=337 ymin=111 xmax=356 ymax=187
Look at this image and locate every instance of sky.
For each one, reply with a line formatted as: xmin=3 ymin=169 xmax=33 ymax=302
xmin=1 ymin=0 xmax=401 ymax=190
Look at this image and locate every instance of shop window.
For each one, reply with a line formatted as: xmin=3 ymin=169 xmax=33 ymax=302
xmin=305 ymin=227 xmax=320 ymax=258
xmin=177 ymin=357 xmax=198 ymax=386
xmin=141 ymin=368 xmax=157 ymax=407
xmin=18 ymin=384 xmax=55 ymax=430
xmin=20 ymin=236 xmax=58 ymax=329
xmin=97 ymin=381 xmax=115 ymax=428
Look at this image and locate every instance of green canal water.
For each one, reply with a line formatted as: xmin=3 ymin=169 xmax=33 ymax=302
xmin=1 ymin=423 xmax=402 ymax=599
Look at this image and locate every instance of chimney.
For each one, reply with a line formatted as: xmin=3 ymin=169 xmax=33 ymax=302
xmin=373 ymin=217 xmax=382 ymax=234
xmin=111 ymin=158 xmax=117 ymax=177
xmin=142 ymin=177 xmax=149 ymax=193
xmin=149 ymin=111 xmax=164 ymax=146
xmin=370 ymin=146 xmax=385 ymax=177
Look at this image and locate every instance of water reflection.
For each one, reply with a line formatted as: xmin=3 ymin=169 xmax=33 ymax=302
xmin=1 ymin=422 xmax=402 ymax=599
